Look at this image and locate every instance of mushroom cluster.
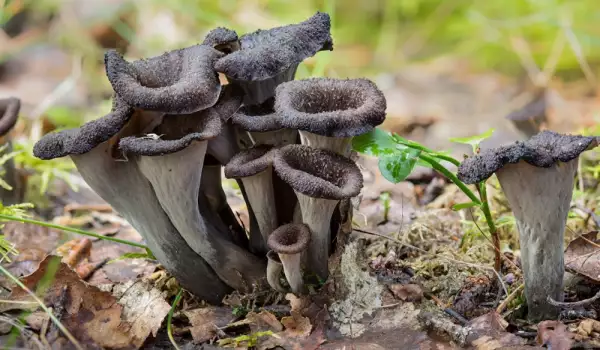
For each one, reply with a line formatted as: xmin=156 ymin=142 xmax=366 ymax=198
xmin=32 ymin=12 xmax=387 ymax=302
xmin=458 ymin=130 xmax=600 ymax=321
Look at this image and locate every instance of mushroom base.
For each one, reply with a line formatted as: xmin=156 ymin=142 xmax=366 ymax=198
xmin=496 ymin=159 xmax=576 ymax=321
xmin=267 ymin=251 xmax=287 ymax=292
xmin=227 ymin=65 xmax=298 ymax=106
xmin=296 ymin=192 xmax=339 ymax=280
xmin=241 ymin=168 xmax=279 ymax=255
xmin=298 ymin=131 xmax=352 ymax=157
xmin=279 ymin=252 xmax=305 ymax=294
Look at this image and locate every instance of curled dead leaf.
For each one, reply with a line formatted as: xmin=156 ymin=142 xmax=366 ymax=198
xmin=536 ymin=320 xmax=573 ymax=350
xmin=565 ymin=231 xmax=600 ymax=282
xmin=184 ymin=306 xmax=236 ymax=344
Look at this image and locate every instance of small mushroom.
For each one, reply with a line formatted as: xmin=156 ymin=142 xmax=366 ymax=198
xmin=104 ymin=44 xmax=223 ymax=114
xmin=0 ymin=97 xmax=23 ymax=205
xmin=272 ymin=144 xmax=363 ymax=280
xmin=119 ymin=88 xmax=266 ymax=292
xmin=230 ymin=98 xmax=297 ymax=146
xmin=505 ymin=88 xmax=548 ymax=138
xmin=33 ymin=97 xmax=231 ymax=303
xmin=202 ymin=27 xmax=241 ymax=54
xmin=214 ymin=12 xmax=333 ymax=105
xmin=275 ymin=77 xmax=387 ymax=156
xmin=457 ymin=130 xmax=600 ymax=321
xmin=266 ymin=250 xmax=286 ymax=293
xmin=224 ymin=145 xmax=277 ymax=255
xmin=267 ymin=223 xmax=311 ymax=294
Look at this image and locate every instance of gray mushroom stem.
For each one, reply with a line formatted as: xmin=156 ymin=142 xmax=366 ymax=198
xmin=230 ymin=65 xmax=298 ymax=106
xmin=240 ymin=168 xmax=278 ymax=252
xmin=266 ymin=250 xmax=286 ymax=292
xmin=250 ymin=129 xmax=298 ymax=146
xmin=296 ymin=193 xmax=337 ymax=279
xmin=278 ymin=250 xmax=304 ymax=294
xmin=267 ymin=223 xmax=311 ymax=295
xmin=496 ymin=159 xmax=576 ymax=321
xmin=298 ymin=131 xmax=352 ymax=157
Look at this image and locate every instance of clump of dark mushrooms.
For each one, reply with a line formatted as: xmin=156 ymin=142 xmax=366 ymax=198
xmin=457 ymin=130 xmax=600 ymax=321
xmin=0 ymin=97 xmax=23 ymax=205
xmin=32 ymin=12 xmax=380 ymax=302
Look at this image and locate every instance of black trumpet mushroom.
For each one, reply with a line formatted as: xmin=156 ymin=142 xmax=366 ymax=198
xmin=267 ymin=223 xmax=311 ymax=294
xmin=458 ymin=130 xmax=600 ymax=321
xmin=0 ymin=97 xmax=23 ymax=205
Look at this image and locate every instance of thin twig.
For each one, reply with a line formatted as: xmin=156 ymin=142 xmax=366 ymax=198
xmin=547 ymin=289 xmax=600 ymax=309
xmin=496 ymin=283 xmax=524 ymax=314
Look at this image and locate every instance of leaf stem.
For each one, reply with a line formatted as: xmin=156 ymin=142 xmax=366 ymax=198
xmin=167 ymin=288 xmax=183 ymax=350
xmin=478 ymin=182 xmax=502 ymax=272
xmin=393 ymin=137 xmax=461 ymax=166
xmin=0 ymin=214 xmax=148 ymax=249
xmin=417 ymin=153 xmax=481 ymax=205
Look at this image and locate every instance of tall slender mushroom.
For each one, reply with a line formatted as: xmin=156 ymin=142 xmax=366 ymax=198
xmin=274 ymin=77 xmax=386 ymax=157
xmin=267 ymin=223 xmax=311 ymax=294
xmin=119 ymin=89 xmax=266 ymax=292
xmin=33 ymin=97 xmax=231 ymax=303
xmin=457 ymin=130 xmax=600 ymax=321
xmin=272 ymin=144 xmax=363 ymax=280
xmin=0 ymin=97 xmax=23 ymax=205
xmin=224 ymin=145 xmax=277 ymax=255
xmin=214 ymin=12 xmax=333 ymax=105
xmin=266 ymin=250 xmax=286 ymax=293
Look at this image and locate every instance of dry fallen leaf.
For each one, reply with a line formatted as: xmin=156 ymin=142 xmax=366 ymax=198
xmin=536 ymin=320 xmax=574 ymax=350
xmin=280 ymin=311 xmax=312 ymax=338
xmin=390 ymin=283 xmax=424 ymax=302
xmin=564 ymin=231 xmax=600 ymax=282
xmin=466 ymin=312 xmax=524 ymax=348
xmin=5 ymin=255 xmax=168 ymax=349
xmin=577 ymin=318 xmax=600 ymax=337
xmin=184 ymin=306 xmax=236 ymax=344
xmin=247 ymin=311 xmax=284 ymax=333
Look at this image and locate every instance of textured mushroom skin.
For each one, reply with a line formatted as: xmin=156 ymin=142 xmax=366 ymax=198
xmin=230 ymin=98 xmax=283 ymax=132
xmin=214 ymin=12 xmax=332 ymax=81
xmin=104 ymin=45 xmax=222 ymax=114
xmin=224 ymin=145 xmax=273 ymax=178
xmin=274 ymin=77 xmax=387 ymax=137
xmin=272 ymin=144 xmax=363 ymax=200
xmin=457 ymin=130 xmax=599 ymax=184
xmin=0 ymin=97 xmax=21 ymax=137
xmin=0 ymin=97 xmax=23 ymax=205
xmin=267 ymin=223 xmax=311 ymax=255
xmin=202 ymin=27 xmax=239 ymax=48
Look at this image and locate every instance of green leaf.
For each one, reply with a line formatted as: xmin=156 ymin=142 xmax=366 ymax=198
xmin=378 ymin=148 xmax=421 ymax=183
xmin=352 ymin=128 xmax=404 ymax=157
xmin=449 ymin=128 xmax=495 ymax=153
xmin=451 ymin=202 xmax=479 ymax=211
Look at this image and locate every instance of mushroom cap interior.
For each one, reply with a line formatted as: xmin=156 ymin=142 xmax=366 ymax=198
xmin=272 ymin=144 xmax=363 ymax=200
xmin=224 ymin=144 xmax=273 ymax=178
xmin=0 ymin=97 xmax=20 ymax=137
xmin=274 ymin=77 xmax=387 ymax=137
xmin=229 ymin=97 xmax=284 ymax=132
xmin=214 ymin=12 xmax=332 ymax=81
xmin=104 ymin=44 xmax=223 ymax=114
xmin=457 ymin=130 xmax=600 ymax=184
xmin=267 ymin=223 xmax=311 ymax=254
xmin=33 ymin=97 xmax=134 ymax=160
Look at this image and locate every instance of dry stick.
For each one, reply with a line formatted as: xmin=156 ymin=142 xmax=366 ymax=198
xmin=496 ymin=283 xmax=524 ymax=314
xmin=547 ymin=289 xmax=600 ymax=309
xmin=353 ymin=227 xmax=508 ymax=297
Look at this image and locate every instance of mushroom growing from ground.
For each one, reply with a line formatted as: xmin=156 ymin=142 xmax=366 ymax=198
xmin=224 ymin=145 xmax=277 ymax=255
xmin=118 ymin=89 xmax=266 ymax=292
xmin=274 ymin=77 xmax=387 ymax=157
xmin=0 ymin=97 xmax=23 ymax=205
xmin=104 ymin=43 xmax=223 ymax=114
xmin=272 ymin=144 xmax=363 ymax=280
xmin=457 ymin=130 xmax=600 ymax=321
xmin=214 ymin=12 xmax=333 ymax=106
xmin=266 ymin=250 xmax=286 ymax=293
xmin=33 ymin=97 xmax=231 ymax=303
xmin=267 ymin=223 xmax=311 ymax=294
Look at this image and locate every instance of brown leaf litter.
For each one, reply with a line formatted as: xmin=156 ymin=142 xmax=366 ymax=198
xmin=565 ymin=231 xmax=600 ymax=283
xmin=2 ymin=255 xmax=170 ymax=349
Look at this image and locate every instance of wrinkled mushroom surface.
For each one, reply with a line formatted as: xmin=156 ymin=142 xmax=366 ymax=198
xmin=105 ymin=44 xmax=222 ymax=114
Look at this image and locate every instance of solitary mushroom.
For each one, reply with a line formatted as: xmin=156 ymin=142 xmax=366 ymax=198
xmin=119 ymin=89 xmax=266 ymax=292
xmin=267 ymin=223 xmax=311 ymax=294
xmin=266 ymin=250 xmax=286 ymax=293
xmin=272 ymin=144 xmax=363 ymax=280
xmin=33 ymin=97 xmax=231 ymax=303
xmin=457 ymin=130 xmax=600 ymax=321
xmin=274 ymin=77 xmax=387 ymax=156
xmin=230 ymin=98 xmax=297 ymax=146
xmin=224 ymin=145 xmax=277 ymax=255
xmin=0 ymin=97 xmax=23 ymax=205
xmin=104 ymin=44 xmax=223 ymax=114
xmin=214 ymin=12 xmax=333 ymax=105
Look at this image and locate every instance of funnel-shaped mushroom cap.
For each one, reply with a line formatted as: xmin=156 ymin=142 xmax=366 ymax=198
xmin=457 ymin=130 xmax=600 ymax=184
xmin=33 ymin=97 xmax=134 ymax=160
xmin=0 ymin=97 xmax=20 ymax=137
xmin=118 ymin=86 xmax=242 ymax=156
xmin=202 ymin=27 xmax=240 ymax=54
xmin=104 ymin=44 xmax=222 ymax=114
xmin=224 ymin=145 xmax=273 ymax=178
xmin=268 ymin=223 xmax=311 ymax=254
xmin=275 ymin=77 xmax=387 ymax=137
xmin=272 ymin=144 xmax=363 ymax=199
xmin=230 ymin=98 xmax=284 ymax=132
xmin=214 ymin=12 xmax=332 ymax=82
